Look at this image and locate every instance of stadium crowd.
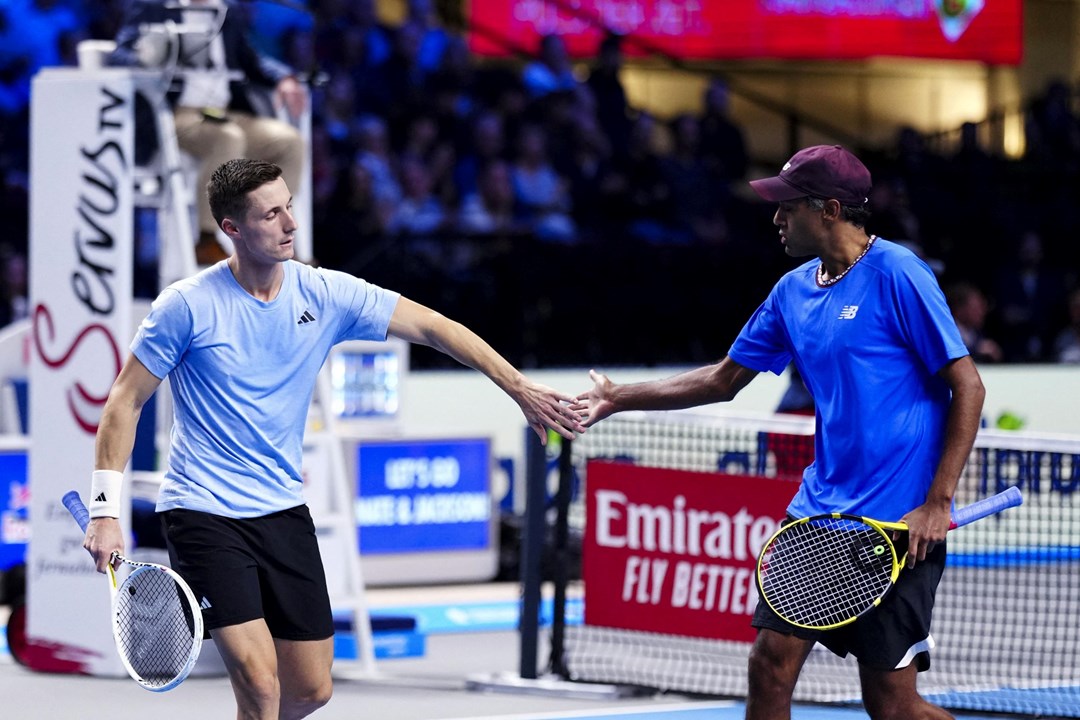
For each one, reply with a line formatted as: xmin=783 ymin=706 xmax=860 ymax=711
xmin=1 ymin=0 xmax=1079 ymax=369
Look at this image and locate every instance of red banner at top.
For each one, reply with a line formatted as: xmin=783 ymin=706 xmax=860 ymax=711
xmin=582 ymin=460 xmax=800 ymax=643
xmin=467 ymin=0 xmax=1022 ymax=65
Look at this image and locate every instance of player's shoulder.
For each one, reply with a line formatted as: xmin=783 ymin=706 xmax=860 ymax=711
xmin=290 ymin=260 xmax=361 ymax=291
xmin=166 ymin=260 xmax=231 ymax=293
xmin=865 ymin=237 xmax=936 ymax=279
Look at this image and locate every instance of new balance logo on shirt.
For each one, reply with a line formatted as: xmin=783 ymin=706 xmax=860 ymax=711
xmin=838 ymin=305 xmax=859 ymax=320
xmin=297 ymin=310 xmax=316 ymax=325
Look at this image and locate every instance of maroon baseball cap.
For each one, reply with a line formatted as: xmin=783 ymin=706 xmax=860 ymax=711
xmin=750 ymin=145 xmax=872 ymax=205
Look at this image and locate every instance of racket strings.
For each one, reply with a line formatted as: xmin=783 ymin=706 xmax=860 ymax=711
xmin=114 ymin=569 xmax=199 ymax=689
xmin=759 ymin=517 xmax=895 ymax=628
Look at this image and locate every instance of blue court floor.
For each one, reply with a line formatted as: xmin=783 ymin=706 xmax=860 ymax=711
xmin=0 ymin=584 xmax=1040 ymax=720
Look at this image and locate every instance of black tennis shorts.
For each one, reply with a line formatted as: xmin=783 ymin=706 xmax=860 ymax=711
xmin=160 ymin=504 xmax=334 ymax=641
xmin=752 ymin=536 xmax=947 ymax=672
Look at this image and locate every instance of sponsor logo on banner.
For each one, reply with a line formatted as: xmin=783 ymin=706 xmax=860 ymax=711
xmin=354 ymin=438 xmax=492 ymax=553
xmin=27 ymin=69 xmax=135 ymax=675
xmin=468 ymin=0 xmax=1020 ymax=64
xmin=583 ymin=461 xmax=799 ymax=643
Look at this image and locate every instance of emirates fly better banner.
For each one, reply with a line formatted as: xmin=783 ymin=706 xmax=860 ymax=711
xmin=583 ymin=461 xmax=799 ymax=642
xmin=468 ymin=0 xmax=1022 ymax=65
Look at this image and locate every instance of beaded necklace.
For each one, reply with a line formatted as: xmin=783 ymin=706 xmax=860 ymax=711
xmin=817 ymin=235 xmax=876 ymax=287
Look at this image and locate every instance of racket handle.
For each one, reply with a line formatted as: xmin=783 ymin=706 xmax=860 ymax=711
xmin=950 ymin=486 xmax=1023 ymax=529
xmin=63 ymin=490 xmax=91 ymax=533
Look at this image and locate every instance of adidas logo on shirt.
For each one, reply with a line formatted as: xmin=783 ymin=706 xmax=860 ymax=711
xmin=200 ymin=597 xmax=213 ymax=610
xmin=297 ymin=310 xmax=316 ymax=325
xmin=94 ymin=492 xmax=108 ymax=503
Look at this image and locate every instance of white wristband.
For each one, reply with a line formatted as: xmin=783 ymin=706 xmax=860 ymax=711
xmin=89 ymin=469 xmax=124 ymax=519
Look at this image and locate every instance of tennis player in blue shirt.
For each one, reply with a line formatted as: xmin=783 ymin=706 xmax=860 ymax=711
xmin=82 ymin=158 xmax=586 ymax=719
xmin=575 ymin=145 xmax=985 ymax=720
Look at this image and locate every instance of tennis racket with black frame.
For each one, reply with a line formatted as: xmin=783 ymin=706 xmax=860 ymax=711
xmin=63 ymin=490 xmax=203 ymax=692
xmin=755 ymin=486 xmax=1023 ymax=630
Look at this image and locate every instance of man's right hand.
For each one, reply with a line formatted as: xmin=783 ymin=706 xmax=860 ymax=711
xmin=572 ymin=369 xmax=618 ymax=428
xmin=85 ymin=517 xmax=125 ymax=573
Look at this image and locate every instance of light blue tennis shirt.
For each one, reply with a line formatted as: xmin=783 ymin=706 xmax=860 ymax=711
xmin=131 ymin=260 xmax=400 ymax=517
xmin=728 ymin=238 xmax=969 ymax=522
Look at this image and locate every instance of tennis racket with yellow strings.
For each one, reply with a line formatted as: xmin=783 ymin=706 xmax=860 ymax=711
xmin=755 ymin=486 xmax=1022 ymax=630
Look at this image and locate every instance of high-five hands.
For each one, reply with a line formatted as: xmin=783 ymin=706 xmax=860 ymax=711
xmin=570 ymin=369 xmax=617 ymax=429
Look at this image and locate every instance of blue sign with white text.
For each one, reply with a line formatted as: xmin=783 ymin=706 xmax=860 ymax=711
xmin=356 ymin=439 xmax=491 ymax=554
xmin=0 ymin=451 xmax=29 ymax=570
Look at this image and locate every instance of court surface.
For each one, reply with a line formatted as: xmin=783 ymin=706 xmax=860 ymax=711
xmin=0 ymin=582 xmax=1022 ymax=720
xmin=0 ymin=633 xmax=1016 ymax=720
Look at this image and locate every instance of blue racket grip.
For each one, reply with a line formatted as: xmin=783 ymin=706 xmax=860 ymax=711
xmin=950 ymin=486 xmax=1022 ymax=528
xmin=63 ymin=490 xmax=91 ymax=533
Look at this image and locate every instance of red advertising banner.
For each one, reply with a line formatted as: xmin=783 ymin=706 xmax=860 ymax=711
xmin=583 ymin=460 xmax=800 ymax=643
xmin=467 ymin=0 xmax=1022 ymax=65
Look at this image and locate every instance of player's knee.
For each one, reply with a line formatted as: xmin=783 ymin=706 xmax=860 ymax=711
xmin=233 ymin=669 xmax=281 ymax=712
xmin=747 ymin=640 xmax=797 ymax=696
xmin=282 ymin=677 xmax=333 ymax=719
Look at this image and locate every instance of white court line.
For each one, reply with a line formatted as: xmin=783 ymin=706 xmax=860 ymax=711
xmin=451 ymin=701 xmax=738 ymax=720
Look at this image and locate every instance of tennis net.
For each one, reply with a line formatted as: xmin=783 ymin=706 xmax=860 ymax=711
xmin=565 ymin=410 xmax=1080 ymax=718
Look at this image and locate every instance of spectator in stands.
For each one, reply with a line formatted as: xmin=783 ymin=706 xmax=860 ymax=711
xmin=458 ymin=159 xmax=520 ymax=236
xmin=316 ymin=0 xmax=392 ymax=69
xmin=314 ymin=158 xmax=392 ymax=271
xmin=454 ymin=110 xmax=507 ymax=199
xmin=521 ymin=34 xmax=578 ymax=100
xmin=110 ymin=0 xmax=306 ymax=265
xmin=868 ymin=177 xmax=920 ymax=246
xmin=354 ymin=115 xmax=401 ymax=208
xmin=585 ymin=33 xmax=630 ymax=151
xmin=0 ymin=243 xmax=27 ymax=328
xmin=246 ymin=0 xmax=313 ymax=61
xmin=426 ymin=34 xmax=478 ymax=143
xmin=599 ymin=111 xmax=672 ymax=244
xmin=576 ymin=145 xmax=984 ymax=720
xmin=318 ymin=0 xmax=394 ymax=115
xmin=387 ymin=155 xmax=451 ymax=241
xmin=662 ymin=113 xmax=727 ymax=244
xmin=1 ymin=0 xmax=80 ymax=74
xmin=510 ymin=123 xmax=576 ymax=243
xmin=888 ymin=126 xmax=949 ymax=244
xmin=0 ymin=0 xmax=89 ymax=175
xmin=945 ymin=281 xmax=1003 ymax=363
xmin=1053 ymin=288 xmax=1080 ymax=363
xmin=306 ymin=122 xmax=341 ymax=236
xmin=562 ymin=95 xmax=613 ymax=240
xmin=399 ymin=112 xmax=456 ymax=205
xmin=279 ymin=25 xmax=319 ymax=85
xmin=374 ymin=18 xmax=430 ymax=126
xmin=1024 ymin=79 xmax=1080 ymax=174
xmin=698 ymin=77 xmax=748 ymax=188
xmin=403 ymin=0 xmax=451 ymax=75
xmin=317 ymin=72 xmax=359 ymax=156
xmin=993 ymin=229 xmax=1069 ymax=361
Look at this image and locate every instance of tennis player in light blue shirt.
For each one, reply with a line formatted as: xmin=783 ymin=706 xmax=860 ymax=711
xmin=575 ymin=145 xmax=985 ymax=720
xmin=81 ymin=159 xmax=586 ymax=719
xmin=132 ymin=260 xmax=399 ymax=517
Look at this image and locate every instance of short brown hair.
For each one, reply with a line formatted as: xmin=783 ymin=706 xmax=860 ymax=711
xmin=207 ymin=159 xmax=284 ymax=228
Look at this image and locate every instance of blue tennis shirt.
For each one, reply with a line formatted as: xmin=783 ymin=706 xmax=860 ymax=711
xmin=728 ymin=238 xmax=969 ymax=521
xmin=132 ymin=260 xmax=400 ymax=517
